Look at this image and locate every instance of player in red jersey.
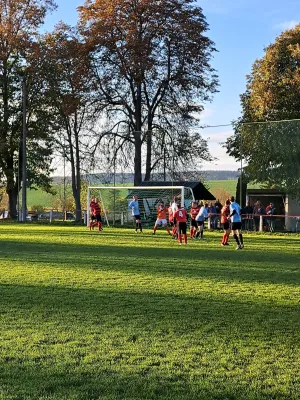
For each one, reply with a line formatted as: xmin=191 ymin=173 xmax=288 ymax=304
xmin=190 ymin=201 xmax=200 ymax=238
xmin=220 ymin=199 xmax=230 ymax=246
xmin=174 ymin=204 xmax=188 ymax=245
xmin=89 ymin=197 xmax=102 ymax=231
xmin=89 ymin=196 xmax=95 ymax=230
xmin=171 ymin=197 xmax=179 ymax=238
xmin=153 ymin=201 xmax=171 ymax=235
xmin=168 ymin=202 xmax=176 ymax=238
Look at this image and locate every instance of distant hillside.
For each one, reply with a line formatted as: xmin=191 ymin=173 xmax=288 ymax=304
xmin=52 ymin=170 xmax=239 ymax=185
xmin=202 ymin=171 xmax=239 ymax=180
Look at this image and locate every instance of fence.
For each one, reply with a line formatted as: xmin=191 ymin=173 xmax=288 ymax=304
xmin=206 ymin=213 xmax=300 ymax=233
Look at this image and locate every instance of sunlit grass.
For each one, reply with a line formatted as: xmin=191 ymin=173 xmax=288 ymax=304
xmin=0 ymin=224 xmax=300 ymax=399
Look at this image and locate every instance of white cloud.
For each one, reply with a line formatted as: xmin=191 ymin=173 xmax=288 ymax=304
xmin=199 ymin=107 xmax=214 ymax=124
xmin=275 ymin=20 xmax=299 ymax=31
xmin=202 ymin=130 xmax=233 ymax=144
xmin=200 ymin=130 xmax=238 ymax=170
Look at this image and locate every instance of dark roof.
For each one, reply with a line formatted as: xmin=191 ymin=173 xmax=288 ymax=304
xmin=247 ymin=189 xmax=286 ymax=196
xmin=138 ymin=181 xmax=215 ymax=201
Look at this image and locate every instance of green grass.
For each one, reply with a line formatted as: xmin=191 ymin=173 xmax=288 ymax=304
xmin=206 ymin=180 xmax=237 ymax=197
xmin=0 ymin=224 xmax=300 ymax=399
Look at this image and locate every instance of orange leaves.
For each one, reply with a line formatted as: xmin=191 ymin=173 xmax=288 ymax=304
xmin=0 ymin=0 xmax=56 ymax=61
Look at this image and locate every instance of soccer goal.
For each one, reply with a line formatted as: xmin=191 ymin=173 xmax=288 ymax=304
xmin=87 ymin=185 xmax=195 ymax=227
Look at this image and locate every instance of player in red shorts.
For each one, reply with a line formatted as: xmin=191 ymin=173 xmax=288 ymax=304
xmin=174 ymin=203 xmax=188 ymax=245
xmin=221 ymin=199 xmax=230 ymax=246
xmin=89 ymin=197 xmax=103 ymax=231
xmin=190 ymin=201 xmax=200 ymax=238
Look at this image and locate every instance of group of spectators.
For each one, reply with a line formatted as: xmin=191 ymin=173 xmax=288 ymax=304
xmin=242 ymin=200 xmax=277 ymax=232
xmin=207 ymin=199 xmax=279 ymax=232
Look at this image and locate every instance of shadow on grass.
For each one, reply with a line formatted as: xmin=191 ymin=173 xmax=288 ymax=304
xmin=0 ymin=283 xmax=300 ymax=399
xmin=0 ymin=239 xmax=300 ymax=287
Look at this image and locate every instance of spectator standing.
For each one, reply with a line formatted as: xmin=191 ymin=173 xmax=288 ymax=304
xmin=253 ymin=200 xmax=265 ymax=231
xmin=266 ymin=202 xmax=276 ymax=232
xmin=208 ymin=202 xmax=217 ymax=229
xmin=243 ymin=201 xmax=254 ymax=231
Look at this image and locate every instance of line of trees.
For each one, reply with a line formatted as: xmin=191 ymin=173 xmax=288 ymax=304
xmin=0 ymin=0 xmax=219 ymax=220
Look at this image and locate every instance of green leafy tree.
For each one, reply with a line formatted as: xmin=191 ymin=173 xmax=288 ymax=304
xmin=0 ymin=0 xmax=57 ymax=218
xmin=225 ymin=25 xmax=300 ymax=198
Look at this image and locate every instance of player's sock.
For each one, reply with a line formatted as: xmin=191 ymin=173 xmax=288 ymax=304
xmin=225 ymin=233 xmax=230 ymax=243
xmin=233 ymin=234 xmax=240 ymax=246
xmin=196 ymin=231 xmax=200 ymax=238
xmin=153 ymin=226 xmax=157 ymax=234
xmin=200 ymin=230 xmax=203 ymax=238
xmin=139 ymin=223 xmax=142 ymax=232
xmin=190 ymin=228 xmax=193 ymax=238
xmin=183 ymin=234 xmax=187 ymax=244
xmin=178 ymin=234 xmax=182 ymax=244
xmin=239 ymin=233 xmax=243 ymax=245
xmin=135 ymin=222 xmax=139 ymax=231
xmin=222 ymin=233 xmax=226 ymax=244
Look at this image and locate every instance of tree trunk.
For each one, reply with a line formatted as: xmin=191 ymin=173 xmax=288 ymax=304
xmin=6 ymin=178 xmax=18 ymax=219
xmin=134 ymin=131 xmax=142 ymax=186
xmin=69 ymin=134 xmax=82 ymax=222
xmin=134 ymin=83 xmax=142 ymax=186
xmin=144 ymin=116 xmax=152 ymax=182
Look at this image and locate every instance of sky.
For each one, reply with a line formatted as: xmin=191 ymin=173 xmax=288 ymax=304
xmin=44 ymin=0 xmax=300 ymax=171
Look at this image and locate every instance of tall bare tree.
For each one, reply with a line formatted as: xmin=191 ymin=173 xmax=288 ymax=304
xmin=41 ymin=23 xmax=99 ymax=220
xmin=78 ymin=0 xmax=218 ymax=185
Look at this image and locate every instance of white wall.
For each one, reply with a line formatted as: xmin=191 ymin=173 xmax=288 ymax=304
xmin=285 ymin=195 xmax=300 ymax=232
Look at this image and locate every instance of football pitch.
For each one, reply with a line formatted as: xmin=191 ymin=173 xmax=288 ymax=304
xmin=0 ymin=224 xmax=300 ymax=400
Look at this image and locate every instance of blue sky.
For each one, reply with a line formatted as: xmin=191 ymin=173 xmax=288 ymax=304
xmin=44 ymin=0 xmax=299 ymax=170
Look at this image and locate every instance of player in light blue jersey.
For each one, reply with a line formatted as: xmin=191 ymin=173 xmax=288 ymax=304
xmin=229 ymin=196 xmax=244 ymax=250
xmin=129 ymin=195 xmax=143 ymax=233
xmin=195 ymin=202 xmax=208 ymax=239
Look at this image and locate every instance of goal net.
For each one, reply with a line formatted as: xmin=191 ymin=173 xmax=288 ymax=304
xmin=87 ymin=185 xmax=195 ymax=227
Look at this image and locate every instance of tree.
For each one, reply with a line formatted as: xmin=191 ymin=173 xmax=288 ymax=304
xmin=41 ymin=23 xmax=99 ymax=221
xmin=0 ymin=0 xmax=57 ymax=218
xmin=78 ymin=0 xmax=218 ymax=185
xmin=225 ymin=24 xmax=300 ymax=198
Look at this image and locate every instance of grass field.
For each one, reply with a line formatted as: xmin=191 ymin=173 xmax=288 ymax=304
xmin=0 ymin=224 xmax=300 ymax=400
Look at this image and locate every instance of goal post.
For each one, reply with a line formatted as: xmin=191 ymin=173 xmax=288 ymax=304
xmin=87 ymin=185 xmax=195 ymax=227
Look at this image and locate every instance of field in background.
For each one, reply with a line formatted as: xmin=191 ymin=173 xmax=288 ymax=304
xmin=0 ymin=224 xmax=300 ymax=399
xmin=25 ymin=180 xmax=241 ymax=211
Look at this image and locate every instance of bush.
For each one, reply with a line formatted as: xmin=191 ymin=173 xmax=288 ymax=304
xmin=30 ymin=204 xmax=44 ymax=213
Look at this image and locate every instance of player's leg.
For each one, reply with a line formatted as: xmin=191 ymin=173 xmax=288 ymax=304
xmin=137 ymin=216 xmax=143 ymax=232
xmin=153 ymin=220 xmax=159 ymax=234
xmin=172 ymin=218 xmax=177 ymax=238
xmin=182 ymin=222 xmax=188 ymax=244
xmin=238 ymin=225 xmax=244 ymax=248
xmin=190 ymin=222 xmax=193 ymax=238
xmin=97 ymin=215 xmax=102 ymax=231
xmin=195 ymin=221 xmax=201 ymax=238
xmin=134 ymin=216 xmax=139 ymax=232
xmin=177 ymin=223 xmax=183 ymax=244
xmin=90 ymin=215 xmax=96 ymax=230
xmin=196 ymin=221 xmax=204 ymax=239
xmin=221 ymin=222 xmax=230 ymax=245
xmin=162 ymin=220 xmax=171 ymax=235
xmin=232 ymin=223 xmax=241 ymax=249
